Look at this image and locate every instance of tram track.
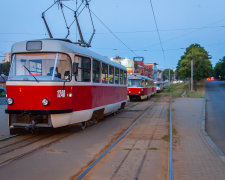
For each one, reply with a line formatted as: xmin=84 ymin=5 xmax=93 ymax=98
xmin=111 ymin=97 xmax=168 ymax=180
xmin=73 ymin=95 xmax=165 ymax=180
xmin=0 ymin=100 xmax=143 ymax=168
xmin=0 ymin=131 xmax=73 ymax=168
xmin=0 ymin=134 xmax=55 ymax=156
xmin=0 ymin=134 xmax=19 ymax=142
xmin=110 ymin=105 xmax=162 ymax=180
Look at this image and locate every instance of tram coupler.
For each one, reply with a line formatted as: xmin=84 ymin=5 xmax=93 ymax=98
xmin=25 ymin=120 xmax=39 ymax=134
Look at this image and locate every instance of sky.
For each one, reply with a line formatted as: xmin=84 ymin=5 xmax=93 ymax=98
xmin=0 ymin=0 xmax=225 ymax=69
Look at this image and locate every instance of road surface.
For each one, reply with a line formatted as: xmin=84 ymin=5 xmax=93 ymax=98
xmin=206 ymin=80 xmax=225 ymax=154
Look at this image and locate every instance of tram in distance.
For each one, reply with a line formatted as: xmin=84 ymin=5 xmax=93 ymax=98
xmin=156 ymin=81 xmax=164 ymax=93
xmin=127 ymin=74 xmax=156 ymax=101
xmin=4 ymin=39 xmax=127 ymax=134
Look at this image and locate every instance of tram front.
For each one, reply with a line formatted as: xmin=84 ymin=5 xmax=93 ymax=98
xmin=5 ymin=41 xmax=74 ymax=134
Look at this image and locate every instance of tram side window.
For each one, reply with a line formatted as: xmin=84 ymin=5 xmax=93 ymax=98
xmin=124 ymin=71 xmax=127 ymax=85
xmin=120 ymin=69 xmax=124 ymax=84
xmin=75 ymin=56 xmax=91 ymax=82
xmin=102 ymin=63 xmax=108 ymax=83
xmin=109 ymin=66 xmax=114 ymax=84
xmin=115 ymin=68 xmax=119 ymax=84
xmin=141 ymin=80 xmax=145 ymax=87
xmin=146 ymin=80 xmax=150 ymax=87
xmin=93 ymin=59 xmax=100 ymax=83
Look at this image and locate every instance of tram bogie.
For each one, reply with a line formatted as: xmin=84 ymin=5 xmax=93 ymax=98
xmin=6 ymin=39 xmax=127 ymax=134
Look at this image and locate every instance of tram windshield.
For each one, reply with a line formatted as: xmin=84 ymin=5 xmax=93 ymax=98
xmin=128 ymin=79 xmax=145 ymax=87
xmin=8 ymin=53 xmax=71 ymax=82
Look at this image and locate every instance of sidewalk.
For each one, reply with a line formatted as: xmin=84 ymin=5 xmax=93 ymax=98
xmin=173 ymin=98 xmax=225 ymax=180
xmin=83 ymin=97 xmax=169 ymax=180
xmin=0 ymin=105 xmax=9 ymax=138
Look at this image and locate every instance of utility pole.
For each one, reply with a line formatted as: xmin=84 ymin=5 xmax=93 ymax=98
xmin=169 ymin=69 xmax=171 ymax=86
xmin=174 ymin=70 xmax=176 ymax=81
xmin=191 ymin=60 xmax=193 ymax=91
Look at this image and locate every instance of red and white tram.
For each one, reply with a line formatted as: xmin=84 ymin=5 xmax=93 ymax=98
xmin=156 ymin=81 xmax=164 ymax=93
xmin=4 ymin=39 xmax=127 ymax=134
xmin=127 ymin=74 xmax=155 ymax=101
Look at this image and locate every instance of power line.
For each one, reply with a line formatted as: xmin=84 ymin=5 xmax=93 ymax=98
xmin=90 ymin=10 xmax=138 ymax=56
xmin=0 ymin=25 xmax=224 ymax=37
xmin=148 ymin=0 xmax=166 ymax=64
xmin=143 ymin=18 xmax=225 ymax=49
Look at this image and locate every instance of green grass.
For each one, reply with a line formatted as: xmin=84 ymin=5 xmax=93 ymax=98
xmin=173 ymin=128 xmax=177 ymax=135
xmin=185 ymin=80 xmax=205 ymax=98
xmin=161 ymin=135 xmax=169 ymax=142
xmin=123 ymin=148 xmax=140 ymax=150
xmin=157 ymin=82 xmax=187 ymax=97
xmin=158 ymin=80 xmax=205 ymax=98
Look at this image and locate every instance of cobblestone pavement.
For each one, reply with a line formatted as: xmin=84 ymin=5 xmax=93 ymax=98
xmin=173 ymin=98 xmax=225 ymax=180
xmin=84 ymin=97 xmax=169 ymax=180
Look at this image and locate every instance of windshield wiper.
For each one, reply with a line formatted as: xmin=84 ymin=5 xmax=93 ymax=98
xmin=23 ymin=65 xmax=39 ymax=83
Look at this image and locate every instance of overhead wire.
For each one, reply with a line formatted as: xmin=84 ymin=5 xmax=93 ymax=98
xmin=148 ymin=0 xmax=166 ymax=65
xmin=90 ymin=10 xmax=138 ymax=56
xmin=0 ymin=25 xmax=224 ymax=36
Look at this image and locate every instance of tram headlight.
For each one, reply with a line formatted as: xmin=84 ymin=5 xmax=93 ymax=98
xmin=7 ymin=98 xmax=14 ymax=105
xmin=42 ymin=98 xmax=49 ymax=106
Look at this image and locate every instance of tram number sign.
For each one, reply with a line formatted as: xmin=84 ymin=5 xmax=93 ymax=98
xmin=57 ymin=90 xmax=65 ymax=98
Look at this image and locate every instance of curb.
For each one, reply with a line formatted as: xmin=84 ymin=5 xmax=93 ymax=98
xmin=201 ymin=96 xmax=225 ymax=163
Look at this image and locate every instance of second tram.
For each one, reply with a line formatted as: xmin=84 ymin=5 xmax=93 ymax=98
xmin=127 ymin=74 xmax=155 ymax=101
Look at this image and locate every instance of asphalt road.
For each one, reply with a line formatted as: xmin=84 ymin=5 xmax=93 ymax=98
xmin=206 ymin=80 xmax=225 ymax=154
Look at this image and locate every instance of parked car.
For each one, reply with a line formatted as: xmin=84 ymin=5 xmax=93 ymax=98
xmin=0 ymin=86 xmax=6 ymax=97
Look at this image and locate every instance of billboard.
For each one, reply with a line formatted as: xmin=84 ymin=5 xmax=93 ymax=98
xmin=111 ymin=58 xmax=134 ymax=74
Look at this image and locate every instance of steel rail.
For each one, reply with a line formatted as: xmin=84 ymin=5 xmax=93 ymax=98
xmin=169 ymin=92 xmax=173 ymax=180
xmin=0 ymin=132 xmax=72 ymax=168
xmin=0 ymin=134 xmax=18 ymax=141
xmin=76 ymin=97 xmax=161 ymax=180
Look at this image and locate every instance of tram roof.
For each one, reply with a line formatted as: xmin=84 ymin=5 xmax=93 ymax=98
xmin=128 ymin=74 xmax=154 ymax=81
xmin=11 ymin=39 xmax=126 ymax=70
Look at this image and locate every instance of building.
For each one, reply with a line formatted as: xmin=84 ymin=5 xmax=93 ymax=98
xmin=135 ymin=58 xmax=153 ymax=78
xmin=1 ymin=53 xmax=11 ymax=63
xmin=0 ymin=75 xmax=7 ymax=87
xmin=111 ymin=56 xmax=135 ymax=75
xmin=144 ymin=63 xmax=158 ymax=80
xmin=111 ymin=56 xmax=158 ymax=80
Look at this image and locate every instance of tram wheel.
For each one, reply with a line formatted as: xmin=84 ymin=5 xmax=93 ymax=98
xmin=81 ymin=121 xmax=87 ymax=130
xmin=10 ymin=128 xmax=16 ymax=135
xmin=91 ymin=116 xmax=99 ymax=125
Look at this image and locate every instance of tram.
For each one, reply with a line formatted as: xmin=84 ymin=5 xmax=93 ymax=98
xmin=127 ymin=74 xmax=155 ymax=101
xmin=4 ymin=39 xmax=127 ymax=134
xmin=156 ymin=81 xmax=164 ymax=93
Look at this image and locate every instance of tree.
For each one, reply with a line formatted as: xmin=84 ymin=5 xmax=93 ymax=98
xmin=1 ymin=62 xmax=10 ymax=76
xmin=176 ymin=44 xmax=212 ymax=81
xmin=214 ymin=57 xmax=225 ymax=79
xmin=162 ymin=69 xmax=174 ymax=81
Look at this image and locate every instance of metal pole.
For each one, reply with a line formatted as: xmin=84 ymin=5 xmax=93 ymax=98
xmin=174 ymin=70 xmax=175 ymax=81
xmin=191 ymin=60 xmax=193 ymax=91
xmin=169 ymin=69 xmax=170 ymax=86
